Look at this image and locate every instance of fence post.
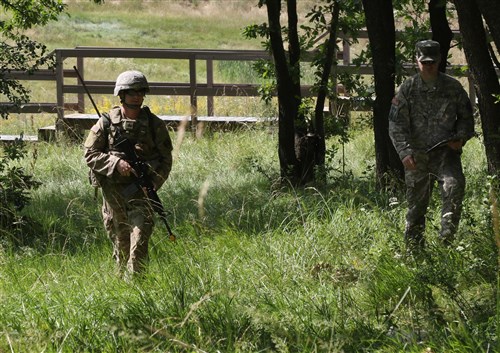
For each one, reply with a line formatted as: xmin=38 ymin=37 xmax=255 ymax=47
xmin=207 ymin=58 xmax=214 ymax=116
xmin=342 ymin=39 xmax=350 ymax=65
xmin=76 ymin=56 xmax=85 ymax=113
xmin=55 ymin=50 xmax=65 ymax=131
xmin=467 ymin=75 xmax=476 ymax=110
xmin=189 ymin=56 xmax=199 ymax=135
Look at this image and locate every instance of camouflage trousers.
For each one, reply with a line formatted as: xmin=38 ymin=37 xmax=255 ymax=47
xmin=101 ymin=181 xmax=154 ymax=274
xmin=404 ymin=146 xmax=465 ymax=247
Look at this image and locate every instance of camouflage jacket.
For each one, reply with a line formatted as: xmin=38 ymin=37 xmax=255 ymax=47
xmin=388 ymin=72 xmax=475 ymax=160
xmin=84 ymin=106 xmax=173 ymax=189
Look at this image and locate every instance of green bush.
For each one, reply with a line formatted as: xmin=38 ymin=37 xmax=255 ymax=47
xmin=0 ymin=138 xmax=41 ymax=244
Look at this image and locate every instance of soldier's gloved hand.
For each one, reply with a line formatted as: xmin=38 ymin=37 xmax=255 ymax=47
xmin=402 ymin=155 xmax=417 ymax=170
xmin=117 ymin=159 xmax=134 ymax=176
xmin=447 ymin=139 xmax=463 ymax=151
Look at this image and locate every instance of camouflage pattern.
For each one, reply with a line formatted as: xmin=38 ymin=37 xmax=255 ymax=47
xmin=101 ymin=182 xmax=154 ymax=274
xmin=415 ymin=40 xmax=441 ymax=63
xmin=114 ymin=70 xmax=149 ymax=96
xmin=404 ymin=147 xmax=465 ymax=246
xmin=84 ymin=106 xmax=173 ymax=273
xmin=389 ymin=72 xmax=474 ymax=246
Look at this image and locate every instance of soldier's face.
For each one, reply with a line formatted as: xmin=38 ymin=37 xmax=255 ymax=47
xmin=123 ymin=90 xmax=145 ymax=107
xmin=418 ymin=60 xmax=439 ymax=75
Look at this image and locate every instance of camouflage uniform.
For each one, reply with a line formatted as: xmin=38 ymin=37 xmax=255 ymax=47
xmin=84 ymin=72 xmax=173 ymax=274
xmin=389 ymin=41 xmax=474 ymax=247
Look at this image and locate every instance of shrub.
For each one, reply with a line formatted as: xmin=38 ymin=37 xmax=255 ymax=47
xmin=0 ymin=137 xmax=41 ymax=243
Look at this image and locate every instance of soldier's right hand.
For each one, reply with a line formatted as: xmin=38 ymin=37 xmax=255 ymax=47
xmin=402 ymin=155 xmax=417 ymax=170
xmin=117 ymin=159 xmax=133 ymax=176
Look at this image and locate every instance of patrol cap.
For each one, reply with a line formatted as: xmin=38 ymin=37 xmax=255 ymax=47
xmin=415 ymin=40 xmax=441 ymax=63
xmin=114 ymin=70 xmax=150 ymax=96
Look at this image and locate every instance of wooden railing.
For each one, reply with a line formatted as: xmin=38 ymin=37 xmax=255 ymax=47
xmin=2 ymin=46 xmax=366 ymax=137
xmin=1 ymin=37 xmax=486 ymax=139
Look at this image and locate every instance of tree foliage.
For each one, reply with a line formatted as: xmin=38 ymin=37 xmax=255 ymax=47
xmin=0 ymin=0 xmax=103 ymax=240
xmin=0 ymin=0 xmax=103 ymax=119
xmin=0 ymin=138 xmax=41 ymax=241
xmin=244 ymin=0 xmax=365 ymax=185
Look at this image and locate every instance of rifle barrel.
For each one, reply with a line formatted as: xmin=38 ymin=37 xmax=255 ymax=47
xmin=73 ymin=66 xmax=101 ymax=118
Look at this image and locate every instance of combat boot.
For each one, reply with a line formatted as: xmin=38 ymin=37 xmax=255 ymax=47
xmin=404 ymin=223 xmax=426 ymax=257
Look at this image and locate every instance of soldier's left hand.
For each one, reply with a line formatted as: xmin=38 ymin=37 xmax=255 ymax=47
xmin=117 ymin=159 xmax=133 ymax=176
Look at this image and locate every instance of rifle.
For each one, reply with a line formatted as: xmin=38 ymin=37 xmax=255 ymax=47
xmin=73 ymin=66 xmax=101 ymax=118
xmin=425 ymin=138 xmax=455 ymax=153
xmin=115 ymin=137 xmax=176 ymax=242
xmin=74 ymin=66 xmax=176 ymax=242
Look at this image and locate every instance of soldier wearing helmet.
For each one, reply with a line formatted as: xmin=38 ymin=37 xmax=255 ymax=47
xmin=114 ymin=70 xmax=149 ymax=101
xmin=84 ymin=70 xmax=173 ymax=276
xmin=389 ymin=40 xmax=475 ymax=254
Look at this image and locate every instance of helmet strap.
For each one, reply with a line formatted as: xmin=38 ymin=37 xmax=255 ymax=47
xmin=123 ymin=102 xmax=142 ymax=110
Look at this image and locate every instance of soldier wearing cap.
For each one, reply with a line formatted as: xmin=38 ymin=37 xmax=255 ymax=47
xmin=84 ymin=70 xmax=173 ymax=275
xmin=388 ymin=40 xmax=475 ymax=252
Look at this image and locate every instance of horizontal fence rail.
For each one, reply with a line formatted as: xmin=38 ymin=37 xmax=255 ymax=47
xmin=1 ymin=30 xmax=492 ymax=142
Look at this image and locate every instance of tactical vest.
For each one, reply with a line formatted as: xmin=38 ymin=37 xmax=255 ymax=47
xmin=103 ymin=106 xmax=157 ymax=156
xmin=89 ymin=106 xmax=158 ymax=188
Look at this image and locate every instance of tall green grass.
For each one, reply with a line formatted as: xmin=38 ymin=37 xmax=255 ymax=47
xmin=1 ymin=2 xmax=497 ymax=351
xmin=0 ymin=127 xmax=496 ymax=352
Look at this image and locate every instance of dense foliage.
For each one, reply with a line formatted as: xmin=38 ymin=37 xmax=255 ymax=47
xmin=0 ymin=138 xmax=40 ymax=243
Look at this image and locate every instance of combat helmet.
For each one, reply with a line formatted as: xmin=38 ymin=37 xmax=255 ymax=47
xmin=114 ymin=70 xmax=150 ymax=96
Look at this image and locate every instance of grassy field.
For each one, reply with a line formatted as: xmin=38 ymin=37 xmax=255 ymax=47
xmin=1 ymin=128 xmax=497 ymax=352
xmin=1 ymin=1 xmax=498 ymax=352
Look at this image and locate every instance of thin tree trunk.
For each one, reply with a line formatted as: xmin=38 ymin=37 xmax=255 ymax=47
xmin=265 ymin=0 xmax=297 ymax=182
xmin=266 ymin=0 xmax=308 ymax=185
xmin=287 ymin=0 xmax=312 ymax=185
xmin=475 ymin=0 xmax=500 ymax=56
xmin=362 ymin=0 xmax=403 ymax=188
xmin=314 ymin=1 xmax=340 ymax=170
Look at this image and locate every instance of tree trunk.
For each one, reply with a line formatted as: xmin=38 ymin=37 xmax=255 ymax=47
xmin=266 ymin=0 xmax=297 ymax=182
xmin=428 ymin=0 xmax=453 ymax=73
xmin=314 ymin=1 xmax=340 ymax=170
xmin=453 ymin=0 xmax=500 ymax=175
xmin=287 ymin=0 xmax=313 ymax=185
xmin=362 ymin=0 xmax=403 ymax=188
xmin=476 ymin=0 xmax=500 ymax=55
xmin=266 ymin=0 xmax=309 ymax=185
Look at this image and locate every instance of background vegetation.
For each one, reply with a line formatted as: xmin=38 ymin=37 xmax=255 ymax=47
xmin=0 ymin=1 xmax=497 ymax=352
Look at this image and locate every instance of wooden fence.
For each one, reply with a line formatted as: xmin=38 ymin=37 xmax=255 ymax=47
xmin=0 ymin=35 xmax=482 ymax=141
xmin=1 ymin=46 xmax=356 ymax=140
